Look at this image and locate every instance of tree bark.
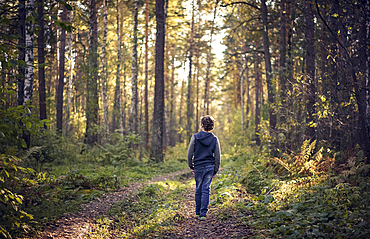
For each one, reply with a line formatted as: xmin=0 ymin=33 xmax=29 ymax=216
xmin=255 ymin=43 xmax=261 ymax=146
xmin=37 ymin=0 xmax=46 ymax=125
xmin=305 ymin=0 xmax=316 ymax=140
xmin=186 ymin=0 xmax=195 ymax=142
xmin=261 ymin=0 xmax=276 ymax=133
xmin=240 ymin=54 xmax=244 ymax=131
xmin=66 ymin=13 xmax=74 ymax=135
xmin=18 ymin=0 xmax=25 ymax=107
xmin=150 ymin=0 xmax=166 ymax=162
xmin=144 ymin=0 xmax=150 ymax=147
xmin=24 ymin=0 xmax=34 ymax=108
xmin=101 ymin=0 xmax=109 ymax=137
xmin=57 ymin=5 xmax=67 ymax=135
xmin=203 ymin=0 xmax=219 ymax=115
xmin=86 ymin=0 xmax=99 ymax=145
xmin=279 ymin=0 xmax=287 ymax=125
xmin=129 ymin=0 xmax=139 ymax=134
xmin=169 ymin=45 xmax=176 ymax=146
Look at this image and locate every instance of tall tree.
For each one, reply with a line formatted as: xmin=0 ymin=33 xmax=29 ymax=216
xmin=101 ymin=0 xmax=109 ymax=137
xmin=37 ymin=0 xmax=46 ymax=125
xmin=279 ymin=0 xmax=287 ymax=125
xmin=24 ymin=0 xmax=34 ymax=108
xmin=150 ymin=0 xmax=166 ymax=162
xmin=255 ymin=43 xmax=261 ymax=146
xmin=57 ymin=5 xmax=68 ymax=134
xmin=113 ymin=0 xmax=123 ymax=135
xmin=86 ymin=0 xmax=99 ymax=145
xmin=129 ymin=0 xmax=139 ymax=134
xmin=305 ymin=0 xmax=315 ymax=140
xmin=144 ymin=0 xmax=150 ymax=147
xmin=203 ymin=0 xmax=219 ymax=115
xmin=186 ymin=0 xmax=195 ymax=141
xmin=260 ymin=0 xmax=276 ymax=134
xmin=18 ymin=0 xmax=26 ymax=107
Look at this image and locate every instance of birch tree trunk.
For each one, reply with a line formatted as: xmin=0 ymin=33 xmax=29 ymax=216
xmin=150 ymin=0 xmax=166 ymax=162
xmin=23 ymin=0 xmax=34 ymax=147
xmin=24 ymin=0 xmax=34 ymax=107
xmin=101 ymin=0 xmax=109 ymax=137
xmin=129 ymin=0 xmax=139 ymax=134
xmin=57 ymin=5 xmax=67 ymax=134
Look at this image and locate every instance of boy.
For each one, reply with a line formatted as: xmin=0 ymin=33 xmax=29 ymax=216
xmin=187 ymin=115 xmax=221 ymax=220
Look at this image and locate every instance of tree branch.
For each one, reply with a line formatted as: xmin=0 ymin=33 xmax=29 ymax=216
xmin=220 ymin=1 xmax=260 ymax=10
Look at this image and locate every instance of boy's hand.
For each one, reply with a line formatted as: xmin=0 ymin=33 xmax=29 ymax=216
xmin=213 ymin=174 xmax=216 ymax=178
xmin=191 ymin=169 xmax=194 ymax=175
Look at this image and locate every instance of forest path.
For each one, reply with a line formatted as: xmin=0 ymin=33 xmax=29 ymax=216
xmin=39 ymin=168 xmax=253 ymax=238
xmin=39 ymin=169 xmax=189 ymax=238
xmin=161 ymin=176 xmax=253 ymax=238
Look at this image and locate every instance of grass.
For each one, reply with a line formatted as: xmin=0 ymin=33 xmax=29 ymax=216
xmin=87 ymin=179 xmax=194 ymax=238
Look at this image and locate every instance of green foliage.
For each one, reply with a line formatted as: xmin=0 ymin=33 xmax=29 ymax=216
xmin=0 ymin=155 xmax=35 ymax=238
xmin=211 ymin=142 xmax=370 ymax=238
xmin=99 ymin=133 xmax=140 ymax=165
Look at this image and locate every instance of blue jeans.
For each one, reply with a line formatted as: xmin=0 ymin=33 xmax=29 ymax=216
xmin=194 ymin=165 xmax=214 ymax=217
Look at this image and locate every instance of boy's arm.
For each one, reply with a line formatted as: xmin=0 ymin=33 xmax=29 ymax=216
xmin=187 ymin=135 xmax=195 ymax=169
xmin=214 ymin=138 xmax=221 ymax=174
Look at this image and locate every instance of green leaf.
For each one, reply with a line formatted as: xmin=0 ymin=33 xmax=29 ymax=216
xmin=26 ymin=122 xmax=32 ymax=129
xmin=21 ymin=139 xmax=27 ymax=148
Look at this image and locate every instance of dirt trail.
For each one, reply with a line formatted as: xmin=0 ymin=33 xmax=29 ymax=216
xmin=39 ymin=169 xmax=189 ymax=238
xmin=164 ymin=176 xmax=253 ymax=238
xmin=39 ymin=168 xmax=252 ymax=238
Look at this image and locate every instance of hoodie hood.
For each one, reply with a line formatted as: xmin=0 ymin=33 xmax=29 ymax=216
xmin=194 ymin=131 xmax=216 ymax=146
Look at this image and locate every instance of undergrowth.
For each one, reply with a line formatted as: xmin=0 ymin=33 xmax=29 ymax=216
xmin=210 ymin=140 xmax=370 ymax=238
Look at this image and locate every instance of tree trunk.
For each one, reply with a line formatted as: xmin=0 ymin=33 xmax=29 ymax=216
xmin=186 ymin=0 xmax=195 ymax=142
xmin=203 ymin=0 xmax=219 ymax=115
xmin=261 ymin=0 xmax=276 ymax=133
xmin=37 ymin=0 xmax=46 ymax=125
xmin=279 ymin=0 xmax=287 ymax=125
xmin=169 ymin=45 xmax=176 ymax=146
xmin=129 ymin=0 xmax=139 ymax=134
xmin=66 ymin=19 xmax=74 ymax=135
xmin=305 ymin=0 xmax=316 ymax=140
xmin=150 ymin=0 xmax=166 ymax=162
xmin=245 ymin=52 xmax=250 ymax=119
xmin=86 ymin=0 xmax=99 ymax=145
xmin=101 ymin=0 xmax=109 ymax=137
xmin=255 ymin=43 xmax=261 ymax=146
xmin=57 ymin=5 xmax=67 ymax=135
xmin=24 ymin=0 xmax=34 ymax=108
xmin=179 ymin=78 xmax=184 ymax=143
xmin=240 ymin=54 xmax=244 ymax=131
xmin=18 ymin=0 xmax=25 ymax=107
xmin=144 ymin=0 xmax=150 ymax=147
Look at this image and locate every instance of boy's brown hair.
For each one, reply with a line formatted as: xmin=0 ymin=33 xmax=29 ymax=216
xmin=201 ymin=115 xmax=215 ymax=132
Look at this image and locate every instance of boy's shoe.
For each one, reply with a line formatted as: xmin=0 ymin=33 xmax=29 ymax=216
xmin=195 ymin=215 xmax=200 ymax=219
xmin=200 ymin=217 xmax=206 ymax=221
